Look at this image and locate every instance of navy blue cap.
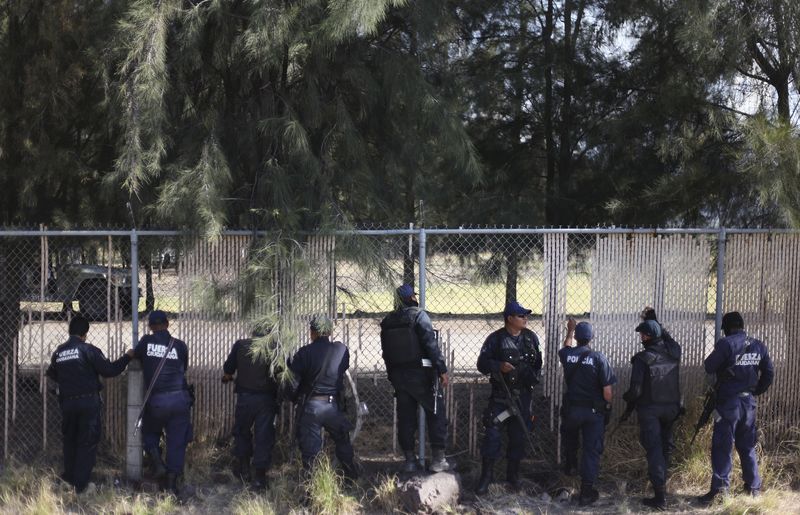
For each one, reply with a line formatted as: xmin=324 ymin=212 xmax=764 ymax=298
xmin=635 ymin=319 xmax=661 ymax=338
xmin=69 ymin=316 xmax=90 ymax=336
xmin=503 ymin=301 xmax=532 ymax=318
xmin=721 ymin=311 xmax=744 ymax=331
xmin=148 ymin=310 xmax=168 ymax=325
xmin=396 ymin=284 xmax=417 ymax=301
xmin=575 ymin=321 xmax=593 ymax=341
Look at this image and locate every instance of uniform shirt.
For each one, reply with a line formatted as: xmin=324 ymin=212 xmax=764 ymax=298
xmin=223 ymin=338 xmax=278 ymax=394
xmin=133 ymin=330 xmax=189 ymax=395
xmin=558 ymin=345 xmax=616 ymax=404
xmin=704 ymin=330 xmax=774 ymax=401
xmin=46 ymin=335 xmax=130 ymax=398
xmin=627 ymin=338 xmax=681 ymax=405
xmin=477 ymin=328 xmax=542 ymax=398
xmin=289 ymin=336 xmax=349 ymax=397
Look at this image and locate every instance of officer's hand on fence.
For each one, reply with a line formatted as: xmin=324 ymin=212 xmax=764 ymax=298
xmin=221 ymin=373 xmax=233 ymax=384
xmin=499 ymin=362 xmax=515 ymax=374
xmin=125 ymin=349 xmax=135 ymax=358
xmin=440 ymin=373 xmax=449 ymax=388
xmin=566 ymin=317 xmax=577 ymax=333
xmin=641 ymin=306 xmax=657 ymax=321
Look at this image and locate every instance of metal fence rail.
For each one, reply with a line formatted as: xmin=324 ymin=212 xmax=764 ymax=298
xmin=0 ymin=227 xmax=797 ymax=472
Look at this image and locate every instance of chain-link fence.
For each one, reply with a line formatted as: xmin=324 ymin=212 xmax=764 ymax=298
xmin=0 ymin=228 xmax=798 ymax=472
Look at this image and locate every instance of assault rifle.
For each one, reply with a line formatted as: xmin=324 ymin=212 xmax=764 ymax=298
xmin=608 ymin=402 xmax=635 ymax=438
xmin=494 ymin=372 xmax=538 ymax=457
xmin=690 ymin=386 xmax=718 ymax=445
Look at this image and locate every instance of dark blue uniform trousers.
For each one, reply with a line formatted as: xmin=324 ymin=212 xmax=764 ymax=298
xmin=297 ymin=399 xmax=354 ymax=469
xmin=481 ymin=392 xmax=533 ymax=460
xmin=711 ymin=394 xmax=761 ymax=492
xmin=233 ymin=392 xmax=277 ymax=469
xmin=60 ymin=395 xmax=103 ymax=491
xmin=143 ymin=390 xmax=193 ymax=475
xmin=637 ymin=403 xmax=680 ymax=488
xmin=396 ymin=387 xmax=447 ymax=451
xmin=561 ymin=406 xmax=605 ymax=485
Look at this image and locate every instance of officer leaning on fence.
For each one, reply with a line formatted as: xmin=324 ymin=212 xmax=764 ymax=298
xmin=380 ymin=284 xmax=450 ymax=473
xmin=622 ymin=310 xmax=682 ymax=510
xmin=133 ymin=310 xmax=193 ymax=495
xmin=289 ymin=315 xmax=358 ymax=479
xmin=222 ymin=328 xmax=280 ymax=490
xmin=46 ymin=315 xmax=133 ymax=494
xmin=558 ymin=318 xmax=616 ymax=506
xmin=475 ymin=300 xmax=543 ymax=495
xmin=697 ymin=311 xmax=774 ymax=506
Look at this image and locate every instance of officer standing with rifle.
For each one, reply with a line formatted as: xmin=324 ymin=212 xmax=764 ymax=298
xmin=222 ymin=329 xmax=280 ymax=489
xmin=380 ymin=284 xmax=450 ymax=473
xmin=47 ymin=316 xmax=134 ymax=494
xmin=289 ymin=315 xmax=358 ymax=479
xmin=697 ymin=312 xmax=774 ymax=505
xmin=475 ymin=300 xmax=542 ymax=495
xmin=132 ymin=310 xmax=192 ymax=496
xmin=621 ymin=310 xmax=682 ymax=510
xmin=558 ymin=318 xmax=616 ymax=506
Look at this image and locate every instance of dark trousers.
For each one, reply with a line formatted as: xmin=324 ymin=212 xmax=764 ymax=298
xmin=297 ymin=399 xmax=354 ymax=470
xmin=396 ymin=388 xmax=447 ymax=452
xmin=143 ymin=390 xmax=193 ymax=475
xmin=637 ymin=403 xmax=680 ymax=488
xmin=711 ymin=395 xmax=761 ymax=492
xmin=233 ymin=392 xmax=277 ymax=469
xmin=480 ymin=392 xmax=533 ymax=460
xmin=60 ymin=395 xmax=102 ymax=491
xmin=561 ymin=406 xmax=605 ymax=485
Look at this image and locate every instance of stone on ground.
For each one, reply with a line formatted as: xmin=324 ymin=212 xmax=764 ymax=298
xmin=398 ymin=472 xmax=461 ymax=513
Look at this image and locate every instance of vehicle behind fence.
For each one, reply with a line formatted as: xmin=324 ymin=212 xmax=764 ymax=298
xmin=0 ymin=227 xmax=798 ymax=469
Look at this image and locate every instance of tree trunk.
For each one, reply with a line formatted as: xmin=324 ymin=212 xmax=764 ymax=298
xmin=145 ymin=260 xmax=155 ymax=312
xmin=543 ymin=0 xmax=556 ymax=224
xmin=505 ymin=247 xmax=518 ymax=304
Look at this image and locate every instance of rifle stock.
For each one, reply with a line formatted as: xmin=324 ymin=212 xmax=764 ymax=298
xmin=690 ymin=388 xmax=717 ymax=445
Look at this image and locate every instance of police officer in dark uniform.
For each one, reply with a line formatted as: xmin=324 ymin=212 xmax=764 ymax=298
xmin=698 ymin=311 xmax=774 ymax=505
xmin=559 ymin=318 xmax=616 ymax=506
xmin=380 ymin=284 xmax=449 ymax=473
xmin=475 ymin=300 xmax=542 ymax=495
xmin=289 ymin=314 xmax=358 ymax=479
xmin=132 ymin=310 xmax=192 ymax=495
xmin=622 ymin=314 xmax=682 ymax=509
xmin=222 ymin=329 xmax=280 ymax=489
xmin=46 ymin=315 xmax=133 ymax=493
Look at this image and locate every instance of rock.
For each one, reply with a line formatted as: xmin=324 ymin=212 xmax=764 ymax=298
xmin=553 ymin=487 xmax=572 ymax=502
xmin=398 ymin=472 xmax=461 ymax=513
xmin=539 ymin=492 xmax=552 ymax=502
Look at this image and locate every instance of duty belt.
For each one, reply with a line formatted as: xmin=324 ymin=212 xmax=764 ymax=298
xmin=309 ymin=394 xmax=336 ymax=403
xmin=62 ymin=391 xmax=100 ymax=401
xmin=738 ymin=391 xmax=752 ymax=397
xmin=566 ymin=399 xmax=595 ymax=408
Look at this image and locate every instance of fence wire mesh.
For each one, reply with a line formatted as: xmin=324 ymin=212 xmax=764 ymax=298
xmin=0 ymin=228 xmax=797 ymax=469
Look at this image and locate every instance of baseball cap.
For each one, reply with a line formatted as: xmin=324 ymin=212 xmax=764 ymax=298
xmin=503 ymin=300 xmax=532 ymax=318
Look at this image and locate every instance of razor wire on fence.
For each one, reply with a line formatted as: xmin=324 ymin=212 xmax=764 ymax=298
xmin=0 ymin=227 xmax=798 ymax=470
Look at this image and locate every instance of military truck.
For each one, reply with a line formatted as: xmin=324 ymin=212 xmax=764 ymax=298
xmin=22 ymin=263 xmax=139 ymax=320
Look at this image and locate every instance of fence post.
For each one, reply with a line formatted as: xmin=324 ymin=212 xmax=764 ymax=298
xmin=714 ymin=227 xmax=727 ymax=343
xmin=417 ymin=227 xmax=427 ymax=465
xmin=126 ymin=230 xmax=143 ymax=480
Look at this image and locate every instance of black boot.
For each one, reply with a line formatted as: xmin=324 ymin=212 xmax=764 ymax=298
xmin=429 ymin=448 xmax=450 ymax=473
xmin=579 ymin=483 xmax=599 ymax=506
xmin=401 ymin=450 xmax=419 ymax=473
xmin=252 ymin=468 xmax=268 ymax=490
xmin=165 ymin=473 xmax=180 ymax=496
xmin=642 ymin=485 xmax=666 ymax=510
xmin=341 ymin=459 xmax=359 ymax=482
xmin=475 ymin=458 xmax=495 ymax=495
xmin=236 ymin=459 xmax=251 ymax=483
xmin=506 ymin=459 xmax=521 ymax=492
xmin=697 ymin=488 xmax=725 ymax=506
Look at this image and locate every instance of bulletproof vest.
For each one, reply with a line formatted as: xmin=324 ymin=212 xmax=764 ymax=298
xmin=52 ymin=339 xmax=101 ymax=397
xmin=140 ymin=334 xmax=187 ymax=394
xmin=641 ymin=345 xmax=680 ymax=404
xmin=380 ymin=307 xmax=423 ymax=368
xmin=234 ymin=339 xmax=276 ymax=393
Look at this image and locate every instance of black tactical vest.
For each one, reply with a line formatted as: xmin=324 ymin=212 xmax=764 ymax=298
xmin=640 ymin=346 xmax=680 ymax=404
xmin=380 ymin=307 xmax=423 ymax=368
xmin=235 ymin=339 xmax=276 ymax=393
xmin=52 ymin=340 xmax=100 ymax=397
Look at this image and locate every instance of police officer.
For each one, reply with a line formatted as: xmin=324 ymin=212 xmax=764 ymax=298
xmin=475 ymin=300 xmax=542 ymax=495
xmin=559 ymin=318 xmax=616 ymax=506
xmin=622 ymin=314 xmax=682 ymax=509
xmin=222 ymin=329 xmax=280 ymax=489
xmin=380 ymin=284 xmax=449 ymax=473
xmin=132 ymin=310 xmax=192 ymax=495
xmin=289 ymin=315 xmax=358 ymax=479
xmin=698 ymin=311 xmax=774 ymax=505
xmin=46 ymin=315 xmax=133 ymax=493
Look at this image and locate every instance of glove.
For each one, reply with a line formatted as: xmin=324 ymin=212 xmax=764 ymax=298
xmin=221 ymin=374 xmax=233 ymax=383
xmin=603 ymin=403 xmax=612 ymax=426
